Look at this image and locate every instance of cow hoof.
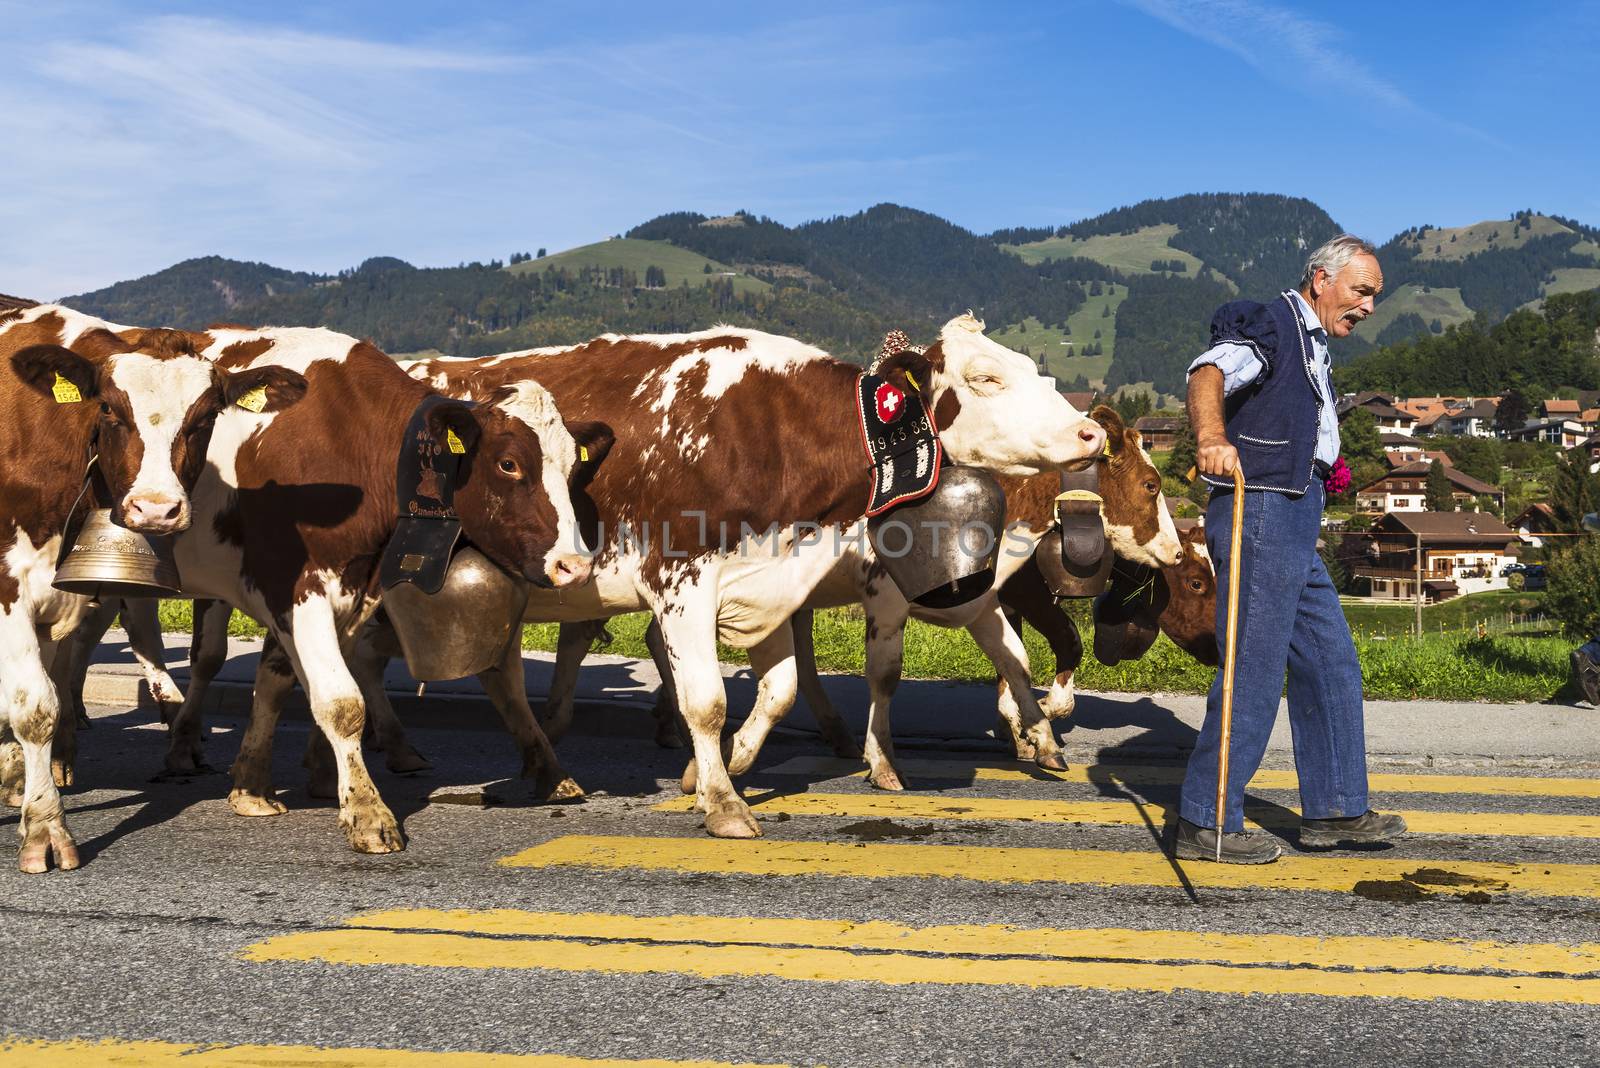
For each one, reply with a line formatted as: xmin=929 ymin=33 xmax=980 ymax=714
xmin=229 ymin=789 xmax=287 ymax=817
xmin=680 ymin=760 xmax=698 ymax=794
xmin=19 ymin=826 xmax=79 ymax=874
xmin=868 ymin=766 xmax=906 ymax=791
xmin=704 ymin=802 xmax=762 ymax=839
xmin=51 ymin=760 xmax=74 ymax=788
xmin=384 ymin=746 xmax=432 ymax=774
xmin=342 ymin=807 xmax=405 ymax=854
xmin=1034 ymin=751 xmax=1069 ymax=772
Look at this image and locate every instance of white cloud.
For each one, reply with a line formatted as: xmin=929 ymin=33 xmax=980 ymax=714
xmin=1121 ymin=0 xmax=1503 ymax=148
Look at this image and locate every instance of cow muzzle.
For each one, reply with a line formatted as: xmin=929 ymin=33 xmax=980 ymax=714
xmin=121 ymin=493 xmax=191 ymax=535
xmin=544 ymin=552 xmax=593 ymax=589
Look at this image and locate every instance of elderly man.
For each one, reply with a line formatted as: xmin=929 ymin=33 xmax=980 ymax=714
xmin=1178 ymin=234 xmax=1406 ymax=864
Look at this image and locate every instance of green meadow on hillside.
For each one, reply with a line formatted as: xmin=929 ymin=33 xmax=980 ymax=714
xmin=1349 ymin=283 xmax=1473 ymax=343
xmin=508 ymin=237 xmax=770 ymax=296
xmin=1003 ymin=223 xmax=1211 ymax=278
xmin=991 ymin=282 xmax=1125 ymax=386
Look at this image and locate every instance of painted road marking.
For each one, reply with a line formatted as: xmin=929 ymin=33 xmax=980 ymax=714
xmin=500 ymin=835 xmax=1600 ymax=900
xmin=651 ymin=791 xmax=1600 ymax=841
xmin=244 ymin=908 xmax=1600 ymax=1005
xmin=760 ymin=756 xmax=1600 ymax=799
xmin=0 ymin=1036 xmax=783 ymax=1067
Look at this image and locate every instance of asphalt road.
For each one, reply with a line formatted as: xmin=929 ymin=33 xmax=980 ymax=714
xmin=4 ymin=698 xmax=1600 ymax=1067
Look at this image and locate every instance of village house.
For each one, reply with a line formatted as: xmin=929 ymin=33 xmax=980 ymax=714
xmin=1432 ymin=397 xmax=1500 ymax=437
xmin=1352 ymin=511 xmax=1519 ymax=603
xmin=1507 ymin=418 xmax=1588 ymax=448
xmin=1132 ymin=415 xmax=1182 ymax=452
xmin=1354 ymin=460 xmax=1504 ymax=514
xmin=1339 ymin=391 xmax=1417 ymax=435
xmin=1541 ymin=398 xmax=1582 ymax=421
xmin=1510 ymin=502 xmax=1559 ymax=549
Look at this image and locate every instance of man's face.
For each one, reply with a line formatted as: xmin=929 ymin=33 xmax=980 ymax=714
xmin=1308 ymin=252 xmax=1383 ymax=337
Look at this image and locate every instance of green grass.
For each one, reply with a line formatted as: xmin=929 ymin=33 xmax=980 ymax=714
xmin=1542 ymin=267 xmax=1600 ymax=297
xmin=1348 ymin=283 xmax=1472 ymax=343
xmin=1403 ymin=215 xmax=1576 ymax=261
xmin=507 ymin=237 xmax=770 ymax=296
xmin=1341 ymin=589 xmax=1546 ymax=639
xmin=152 ymin=591 xmax=1568 ymax=703
xmin=990 ymin=290 xmax=1120 ymax=387
xmin=1003 ymin=224 xmax=1212 ymax=280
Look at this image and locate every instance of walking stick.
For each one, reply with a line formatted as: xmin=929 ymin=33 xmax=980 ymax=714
xmin=1214 ymin=464 xmax=1246 ymax=860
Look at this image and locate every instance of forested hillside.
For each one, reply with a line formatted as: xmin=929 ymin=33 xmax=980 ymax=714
xmin=66 ymin=256 xmax=325 ymax=326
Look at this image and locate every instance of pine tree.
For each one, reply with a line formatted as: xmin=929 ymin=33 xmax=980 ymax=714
xmin=1550 ymin=446 xmax=1600 ymax=532
xmin=1496 ymin=388 xmax=1530 ymax=434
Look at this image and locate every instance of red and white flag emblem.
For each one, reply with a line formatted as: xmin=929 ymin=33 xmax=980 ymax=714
xmin=874 ymin=382 xmax=905 ymax=423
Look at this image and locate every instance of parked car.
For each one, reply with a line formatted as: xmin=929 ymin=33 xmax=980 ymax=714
xmin=1501 ymin=562 xmax=1526 ymax=577
xmin=1523 ymin=563 xmax=1548 ymax=590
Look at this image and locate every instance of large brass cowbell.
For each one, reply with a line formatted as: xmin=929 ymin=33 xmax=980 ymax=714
xmin=53 ymin=508 xmax=183 ymax=599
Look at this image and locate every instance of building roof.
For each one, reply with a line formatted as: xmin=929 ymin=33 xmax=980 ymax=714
xmin=1394 ymin=396 xmax=1460 ymax=420
xmin=1062 ymin=391 xmax=1097 ymax=412
xmin=1133 ymin=416 xmax=1182 ymax=432
xmin=1375 ymin=511 xmax=1517 ymax=543
xmin=1582 ymin=408 xmax=1600 ymax=424
xmin=1543 ymin=398 xmax=1581 ymax=415
xmin=1379 ymin=433 xmax=1417 ymax=446
xmin=1511 ymin=502 xmax=1557 ymax=530
xmin=1357 ymin=459 xmax=1499 ymax=497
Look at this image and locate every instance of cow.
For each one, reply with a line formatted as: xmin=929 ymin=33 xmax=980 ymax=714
xmin=207 ymin=316 xmax=1107 ymax=839
xmin=0 ymin=305 xmax=306 ymax=872
xmin=157 ymin=325 xmax=609 ymax=853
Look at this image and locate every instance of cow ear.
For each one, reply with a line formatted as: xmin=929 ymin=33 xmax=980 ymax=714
xmin=425 ymin=399 xmax=481 ymax=457
xmin=876 ymin=349 xmax=934 ymax=395
xmin=11 ymin=345 xmax=99 ymax=402
xmin=566 ymin=420 xmax=615 ymax=490
xmin=222 ymin=366 xmax=308 ymax=414
xmin=1090 ymin=404 xmax=1125 ymax=442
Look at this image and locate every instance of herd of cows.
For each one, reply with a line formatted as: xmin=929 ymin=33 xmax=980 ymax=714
xmin=0 ymin=303 xmax=1218 ymax=874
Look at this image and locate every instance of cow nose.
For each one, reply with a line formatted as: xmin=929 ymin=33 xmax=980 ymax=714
xmin=123 ymin=495 xmax=189 ymax=534
xmin=547 ymin=553 xmax=593 ymax=589
xmin=1078 ymin=422 xmax=1105 ymax=452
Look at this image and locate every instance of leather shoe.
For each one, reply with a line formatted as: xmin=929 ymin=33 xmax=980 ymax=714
xmin=1173 ymin=817 xmax=1282 ymax=864
xmin=1300 ymin=809 xmax=1407 ymax=849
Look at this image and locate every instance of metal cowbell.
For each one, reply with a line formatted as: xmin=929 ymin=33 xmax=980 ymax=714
xmin=53 ymin=507 xmax=183 ymax=599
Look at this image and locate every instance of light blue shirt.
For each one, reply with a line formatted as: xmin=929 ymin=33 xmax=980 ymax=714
xmin=1186 ymin=289 xmax=1340 ymax=466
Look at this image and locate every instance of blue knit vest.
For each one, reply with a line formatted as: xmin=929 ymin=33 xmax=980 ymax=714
xmin=1199 ymin=292 xmax=1324 ymax=497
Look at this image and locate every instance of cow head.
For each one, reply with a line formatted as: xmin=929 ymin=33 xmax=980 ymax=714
xmin=1093 ymin=405 xmax=1183 ymax=568
xmin=11 ymin=334 xmax=306 ymax=535
xmin=422 ymin=381 xmax=613 ymax=589
xmin=874 ymin=314 xmax=1104 ymax=477
xmin=1159 ymin=526 xmax=1218 ymax=665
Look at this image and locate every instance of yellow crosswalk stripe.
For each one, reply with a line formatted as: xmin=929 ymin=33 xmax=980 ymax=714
xmin=760 ymin=756 xmax=1600 ymax=799
xmin=0 ymin=1036 xmax=783 ymax=1067
xmin=651 ymin=790 xmax=1600 ymax=840
xmin=243 ymin=908 xmax=1600 ymax=1005
xmin=500 ymin=835 xmax=1600 ymax=900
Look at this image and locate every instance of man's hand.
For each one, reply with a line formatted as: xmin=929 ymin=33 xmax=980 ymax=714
xmin=1197 ymin=433 xmax=1239 ymax=478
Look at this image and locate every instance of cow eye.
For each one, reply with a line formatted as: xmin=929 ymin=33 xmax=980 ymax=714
xmin=1145 ymin=480 xmax=1158 ymax=494
xmin=1190 ymin=579 xmax=1204 ymax=591
xmin=498 ymin=458 xmax=521 ymax=478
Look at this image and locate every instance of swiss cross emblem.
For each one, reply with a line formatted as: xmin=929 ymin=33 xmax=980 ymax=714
xmin=874 ymin=382 xmax=905 ymax=423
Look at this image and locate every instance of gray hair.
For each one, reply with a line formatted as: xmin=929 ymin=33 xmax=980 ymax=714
xmin=1300 ymin=234 xmax=1378 ymax=289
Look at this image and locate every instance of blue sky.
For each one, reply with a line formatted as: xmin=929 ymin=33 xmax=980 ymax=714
xmin=3 ymin=0 xmax=1596 ymax=298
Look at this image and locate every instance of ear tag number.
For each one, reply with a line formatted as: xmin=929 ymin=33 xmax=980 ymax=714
xmin=236 ymin=385 xmax=268 ymax=413
xmin=445 ymin=428 xmax=466 ymax=454
xmin=52 ymin=373 xmax=82 ymax=404
xmin=579 ymin=445 xmax=590 ymax=462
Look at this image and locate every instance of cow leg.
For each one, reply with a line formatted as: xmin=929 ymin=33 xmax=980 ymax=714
xmin=278 ymin=597 xmax=403 ymax=853
xmin=163 ymin=599 xmax=231 ymax=775
xmin=228 ymin=636 xmax=296 ymax=817
xmin=792 ymin=608 xmax=861 ymax=759
xmin=60 ymin=598 xmax=120 ymax=736
xmin=720 ymin=625 xmax=799 ymax=779
xmin=859 ymin=598 xmax=913 ymax=792
xmin=1 ymin=611 xmax=79 ymax=873
xmin=349 ymin=631 xmax=429 ymax=774
xmin=45 ymin=635 xmax=79 ymax=787
xmin=542 ymin=620 xmax=604 ymax=744
xmin=655 ymin=593 xmax=759 ymax=839
xmin=994 ymin=608 xmax=1034 ymax=760
xmin=478 ymin=634 xmax=583 ymax=801
xmin=968 ymin=602 xmax=1068 ymax=771
xmin=0 ymin=739 xmax=22 ymax=808
xmin=643 ymin=617 xmax=687 ymax=749
xmin=121 ymin=598 xmax=185 ymax=725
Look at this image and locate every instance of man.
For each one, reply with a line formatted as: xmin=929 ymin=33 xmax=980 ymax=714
xmin=1178 ymin=234 xmax=1407 ymax=864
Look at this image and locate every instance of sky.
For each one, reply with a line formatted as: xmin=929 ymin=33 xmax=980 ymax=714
xmin=3 ymin=0 xmax=1597 ymax=298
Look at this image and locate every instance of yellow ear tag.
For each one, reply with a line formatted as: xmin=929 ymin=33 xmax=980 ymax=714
xmin=579 ymin=445 xmax=590 ymax=462
xmin=1102 ymin=438 xmax=1114 ymax=459
xmin=445 ymin=428 xmax=466 ymax=455
xmin=236 ymin=385 xmax=268 ymax=413
xmin=52 ymin=373 xmax=82 ymax=404
xmin=904 ymin=371 xmax=920 ymax=392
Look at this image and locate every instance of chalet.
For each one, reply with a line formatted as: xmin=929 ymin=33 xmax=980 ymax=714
xmin=1354 ymin=460 xmax=1503 ymax=514
xmin=1510 ymin=502 xmax=1558 ymax=548
xmin=1061 ymin=391 xmax=1098 ymax=414
xmin=1432 ymin=398 xmax=1499 ymax=438
xmin=1133 ymin=415 xmax=1182 ymax=451
xmin=1541 ymin=398 xmax=1581 ymax=421
xmin=1352 ymin=511 xmax=1519 ymax=602
xmin=1338 ymin=391 xmax=1416 ymax=435
xmin=1380 ymin=432 xmax=1422 ymax=456
xmin=1507 ymin=418 xmax=1587 ymax=448
xmin=1384 ymin=448 xmax=1452 ymax=469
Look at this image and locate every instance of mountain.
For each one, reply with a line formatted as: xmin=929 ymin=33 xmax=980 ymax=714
xmin=54 ymin=197 xmax=1600 ymax=396
xmin=64 ymin=256 xmax=327 ymax=328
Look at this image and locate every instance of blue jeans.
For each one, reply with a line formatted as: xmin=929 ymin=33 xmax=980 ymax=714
xmin=1179 ymin=484 xmax=1369 ymax=832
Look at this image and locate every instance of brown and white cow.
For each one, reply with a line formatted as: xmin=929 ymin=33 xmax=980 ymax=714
xmin=162 ymin=326 xmax=607 ymax=853
xmin=0 ymin=305 xmax=306 ymax=872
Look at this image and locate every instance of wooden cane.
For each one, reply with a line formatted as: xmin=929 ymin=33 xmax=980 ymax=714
xmin=1214 ymin=464 xmax=1246 ymax=860
xmin=1186 ymin=462 xmax=1247 ymax=860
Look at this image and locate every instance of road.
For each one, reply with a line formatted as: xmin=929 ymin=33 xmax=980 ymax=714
xmin=4 ymin=695 xmax=1600 ymax=1067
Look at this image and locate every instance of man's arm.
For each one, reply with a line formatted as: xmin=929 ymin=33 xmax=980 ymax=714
xmin=1188 ymin=364 xmax=1238 ymax=477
